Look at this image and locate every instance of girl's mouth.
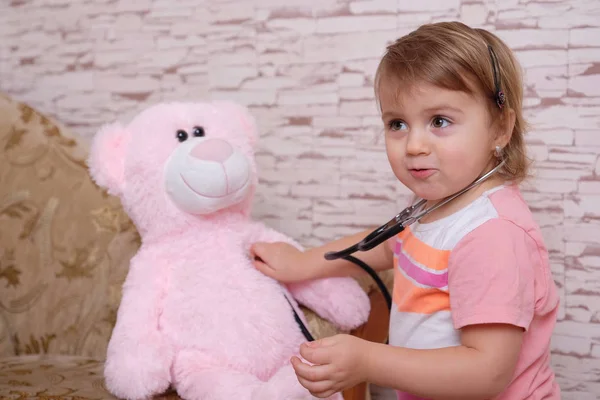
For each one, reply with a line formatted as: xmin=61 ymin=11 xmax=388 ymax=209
xmin=409 ymin=169 xmax=436 ymax=179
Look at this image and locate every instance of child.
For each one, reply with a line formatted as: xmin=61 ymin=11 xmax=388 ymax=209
xmin=251 ymin=21 xmax=560 ymax=400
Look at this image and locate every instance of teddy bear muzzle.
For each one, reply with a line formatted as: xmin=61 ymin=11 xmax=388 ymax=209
xmin=164 ymin=137 xmax=252 ymax=215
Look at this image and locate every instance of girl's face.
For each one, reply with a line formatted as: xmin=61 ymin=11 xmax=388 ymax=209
xmin=379 ymin=80 xmax=503 ymax=202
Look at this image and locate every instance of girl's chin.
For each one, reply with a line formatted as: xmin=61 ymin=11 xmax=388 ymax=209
xmin=405 ymin=183 xmax=450 ymax=202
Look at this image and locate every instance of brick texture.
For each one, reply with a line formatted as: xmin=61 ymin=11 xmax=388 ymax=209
xmin=1 ymin=0 xmax=599 ymax=398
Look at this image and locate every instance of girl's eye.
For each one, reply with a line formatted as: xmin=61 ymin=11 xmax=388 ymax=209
xmin=389 ymin=120 xmax=407 ymax=131
xmin=432 ymin=116 xmax=450 ymax=128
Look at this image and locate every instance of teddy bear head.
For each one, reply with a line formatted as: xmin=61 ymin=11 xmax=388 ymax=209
xmin=88 ymin=101 xmax=259 ymax=238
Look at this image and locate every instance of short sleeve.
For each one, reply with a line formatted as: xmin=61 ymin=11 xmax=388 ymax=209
xmin=448 ymin=218 xmax=536 ymax=331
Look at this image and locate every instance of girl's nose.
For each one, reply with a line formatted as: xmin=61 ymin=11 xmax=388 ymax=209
xmin=405 ymin=130 xmax=430 ymax=156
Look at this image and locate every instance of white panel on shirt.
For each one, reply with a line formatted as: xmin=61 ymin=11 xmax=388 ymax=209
xmin=409 ymin=186 xmax=503 ymax=250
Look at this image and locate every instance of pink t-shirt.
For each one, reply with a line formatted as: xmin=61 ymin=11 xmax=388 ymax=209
xmin=383 ymin=184 xmax=560 ymax=400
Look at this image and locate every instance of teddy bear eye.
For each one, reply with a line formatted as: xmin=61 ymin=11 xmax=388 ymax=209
xmin=192 ymin=126 xmax=205 ymax=137
xmin=176 ymin=129 xmax=188 ymax=142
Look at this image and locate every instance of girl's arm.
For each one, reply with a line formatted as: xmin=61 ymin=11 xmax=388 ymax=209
xmin=364 ymin=323 xmax=524 ymax=400
xmin=251 ymin=228 xmax=394 ymax=282
xmin=293 ymin=323 xmax=523 ymax=400
xmin=294 ymin=219 xmax=538 ymax=399
xmin=303 ymin=228 xmax=395 ymax=278
xmin=365 ymin=220 xmax=535 ymax=399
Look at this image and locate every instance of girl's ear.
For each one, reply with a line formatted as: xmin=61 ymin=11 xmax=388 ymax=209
xmin=87 ymin=122 xmax=131 ymax=197
xmin=495 ymin=108 xmax=516 ymax=149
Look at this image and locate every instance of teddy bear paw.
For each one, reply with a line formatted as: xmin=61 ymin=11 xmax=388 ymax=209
xmin=253 ymin=365 xmax=315 ymax=400
xmin=104 ymin=354 xmax=170 ymax=400
xmin=322 ymin=280 xmax=371 ymax=331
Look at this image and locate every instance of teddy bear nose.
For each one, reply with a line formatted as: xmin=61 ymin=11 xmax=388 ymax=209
xmin=190 ymin=139 xmax=233 ymax=163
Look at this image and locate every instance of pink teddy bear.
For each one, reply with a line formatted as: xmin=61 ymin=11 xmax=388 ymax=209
xmin=88 ymin=101 xmax=371 ymax=400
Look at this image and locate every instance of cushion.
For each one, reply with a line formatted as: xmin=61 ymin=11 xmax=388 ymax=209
xmin=0 ymin=93 xmax=140 ymax=358
xmin=0 ymin=355 xmax=181 ymax=399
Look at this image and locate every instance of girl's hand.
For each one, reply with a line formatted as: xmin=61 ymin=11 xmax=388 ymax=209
xmin=291 ymin=334 xmax=369 ymax=398
xmin=250 ymin=242 xmax=316 ymax=282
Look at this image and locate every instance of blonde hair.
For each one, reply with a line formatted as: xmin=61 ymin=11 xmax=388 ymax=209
xmin=374 ymin=21 xmax=530 ymax=182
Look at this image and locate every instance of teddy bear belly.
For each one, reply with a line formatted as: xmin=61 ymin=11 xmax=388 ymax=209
xmin=158 ymin=256 xmax=306 ymax=376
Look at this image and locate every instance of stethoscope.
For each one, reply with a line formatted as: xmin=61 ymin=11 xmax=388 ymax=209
xmin=324 ymin=159 xmax=506 ymax=262
xmin=288 ymin=160 xmax=506 ymax=342
xmin=325 ymin=159 xmax=506 ymax=312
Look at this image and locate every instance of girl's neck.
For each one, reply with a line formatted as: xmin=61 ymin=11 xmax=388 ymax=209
xmin=419 ymin=175 xmax=506 ymax=224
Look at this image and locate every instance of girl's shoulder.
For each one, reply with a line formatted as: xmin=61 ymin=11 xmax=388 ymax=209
xmin=411 ymin=183 xmax=542 ymax=251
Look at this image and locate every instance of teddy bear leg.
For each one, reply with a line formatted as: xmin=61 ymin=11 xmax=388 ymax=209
xmin=171 ymin=350 xmax=316 ymax=400
xmin=103 ymin=337 xmax=173 ymax=400
xmin=260 ymin=363 xmax=322 ymax=400
xmin=171 ymin=349 xmax=261 ymax=400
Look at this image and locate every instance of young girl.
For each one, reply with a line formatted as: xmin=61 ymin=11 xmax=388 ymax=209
xmin=251 ymin=21 xmax=560 ymax=400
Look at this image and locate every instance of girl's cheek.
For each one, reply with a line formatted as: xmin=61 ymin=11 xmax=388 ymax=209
xmin=439 ymin=144 xmax=471 ymax=162
xmin=432 ymin=123 xmax=457 ymax=136
xmin=385 ymin=128 xmax=408 ymax=141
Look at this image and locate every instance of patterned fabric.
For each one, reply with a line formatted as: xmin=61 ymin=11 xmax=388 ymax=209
xmin=0 ymin=92 xmax=140 ymax=359
xmin=0 ymin=355 xmax=181 ymax=399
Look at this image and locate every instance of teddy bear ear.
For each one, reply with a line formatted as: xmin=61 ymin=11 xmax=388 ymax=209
xmin=87 ymin=121 xmax=131 ymax=197
xmin=212 ymin=100 xmax=259 ymax=147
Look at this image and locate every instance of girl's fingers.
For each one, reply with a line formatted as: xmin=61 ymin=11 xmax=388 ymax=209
xmin=252 ymin=258 xmax=277 ymax=275
xmin=313 ymin=390 xmax=338 ymax=399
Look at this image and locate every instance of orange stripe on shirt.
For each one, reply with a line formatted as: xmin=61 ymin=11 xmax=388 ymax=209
xmin=393 ymin=229 xmax=451 ymax=314
xmin=396 ymin=228 xmax=450 ymax=271
xmin=393 ymin=265 xmax=450 ymax=314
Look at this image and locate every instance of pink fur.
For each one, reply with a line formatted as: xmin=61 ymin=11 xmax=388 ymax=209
xmin=88 ymin=122 xmax=130 ymax=197
xmin=89 ymin=101 xmax=370 ymax=400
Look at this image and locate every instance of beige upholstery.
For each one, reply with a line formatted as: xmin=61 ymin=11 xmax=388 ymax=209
xmin=0 ymin=92 xmax=139 ymax=360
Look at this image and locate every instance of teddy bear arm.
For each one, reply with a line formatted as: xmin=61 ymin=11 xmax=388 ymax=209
xmin=287 ymin=278 xmax=371 ymax=332
xmin=111 ymin=254 xmax=167 ymax=339
xmin=104 ymin=255 xmax=174 ymax=399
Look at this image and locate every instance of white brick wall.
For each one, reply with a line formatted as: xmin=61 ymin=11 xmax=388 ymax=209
xmin=1 ymin=0 xmax=599 ymax=397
